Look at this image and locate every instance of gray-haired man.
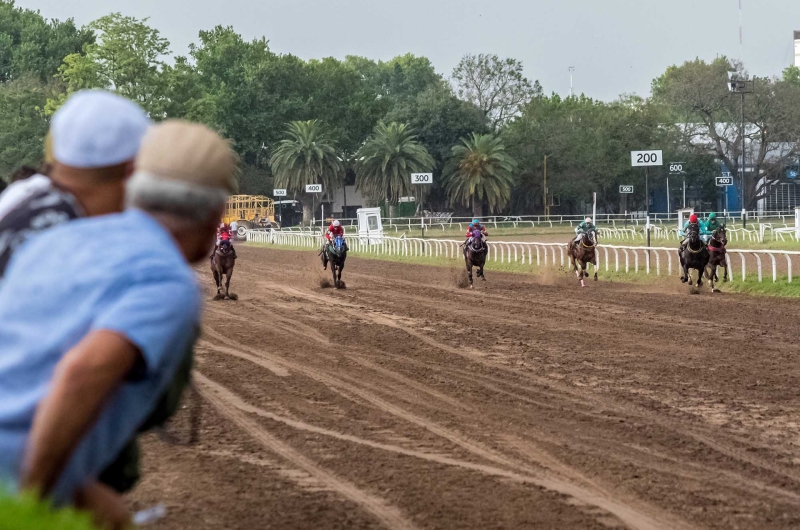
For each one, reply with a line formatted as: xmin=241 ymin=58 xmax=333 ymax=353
xmin=0 ymin=120 xmax=236 ymax=528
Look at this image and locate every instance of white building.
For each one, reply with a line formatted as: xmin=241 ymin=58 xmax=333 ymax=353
xmin=795 ymin=30 xmax=800 ymax=67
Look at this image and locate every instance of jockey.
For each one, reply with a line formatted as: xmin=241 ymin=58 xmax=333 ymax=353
xmin=326 ymin=219 xmax=345 ymax=242
xmin=212 ymin=222 xmax=236 ymax=259
xmin=465 ymin=219 xmax=488 ymax=244
xmin=572 ymin=217 xmax=595 ymax=247
xmin=679 ymin=213 xmax=701 ymax=252
xmin=322 ymin=219 xmax=347 ymax=270
xmin=703 ymin=212 xmax=720 ymax=241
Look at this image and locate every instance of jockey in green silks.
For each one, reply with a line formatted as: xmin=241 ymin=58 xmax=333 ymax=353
xmin=571 ymin=217 xmax=596 ymax=249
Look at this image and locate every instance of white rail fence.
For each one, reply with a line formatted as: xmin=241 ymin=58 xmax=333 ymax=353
xmin=247 ymin=231 xmax=800 ymax=284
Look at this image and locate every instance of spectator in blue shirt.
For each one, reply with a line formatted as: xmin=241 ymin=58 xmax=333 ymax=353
xmin=0 ymin=120 xmax=237 ymax=529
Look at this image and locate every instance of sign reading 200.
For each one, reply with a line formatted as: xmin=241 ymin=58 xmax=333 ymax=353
xmin=630 ymin=150 xmax=663 ymax=167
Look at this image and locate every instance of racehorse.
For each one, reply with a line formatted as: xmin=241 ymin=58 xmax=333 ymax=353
xmin=679 ymin=223 xmax=709 ymax=292
xmin=567 ymin=229 xmax=598 ymax=287
xmin=326 ymin=235 xmax=347 ymax=289
xmin=463 ymin=232 xmax=487 ymax=288
xmin=705 ymin=225 xmax=728 ymax=292
xmin=211 ymin=239 xmax=237 ymax=300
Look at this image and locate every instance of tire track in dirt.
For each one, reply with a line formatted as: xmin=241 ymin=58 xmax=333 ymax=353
xmin=194 ymin=372 xmax=419 ymax=530
xmin=206 ymin=277 xmax=800 ymax=508
xmin=195 ymin=370 xmax=692 ymax=530
xmin=199 ymin=323 xmax=697 ymax=530
xmin=186 ymin=248 xmax=800 ymax=528
xmin=261 ymin=279 xmax=800 ymax=490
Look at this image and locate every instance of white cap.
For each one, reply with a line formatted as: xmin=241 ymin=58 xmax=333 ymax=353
xmin=585 ymin=217 xmax=592 ymax=223
xmin=51 ymin=90 xmax=150 ymax=169
xmin=333 ymin=220 xmax=340 ymax=227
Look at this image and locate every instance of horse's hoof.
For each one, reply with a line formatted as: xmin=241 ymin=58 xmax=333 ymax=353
xmin=213 ymin=294 xmax=224 ymax=301
xmin=228 ymin=293 xmax=239 ymax=300
xmin=469 ymin=284 xmax=474 ymax=289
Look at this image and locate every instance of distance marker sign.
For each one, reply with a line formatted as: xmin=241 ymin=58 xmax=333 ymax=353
xmin=716 ymin=176 xmax=734 ymax=187
xmin=630 ymin=150 xmax=663 ymax=167
xmin=619 ymin=185 xmax=634 ymax=194
xmin=411 ymin=173 xmax=433 ymax=184
xmin=305 ymin=184 xmax=323 ymax=193
xmin=273 ymin=189 xmax=287 ymax=196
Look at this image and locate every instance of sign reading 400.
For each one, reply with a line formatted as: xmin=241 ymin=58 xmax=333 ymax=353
xmin=305 ymin=184 xmax=323 ymax=193
xmin=630 ymin=150 xmax=663 ymax=167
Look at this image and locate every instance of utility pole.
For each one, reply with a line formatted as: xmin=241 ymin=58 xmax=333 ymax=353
xmin=728 ymin=71 xmax=753 ymax=227
xmin=568 ymin=67 xmax=574 ymax=97
xmin=543 ymin=154 xmax=549 ymax=219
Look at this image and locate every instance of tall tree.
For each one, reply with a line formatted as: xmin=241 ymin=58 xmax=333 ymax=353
xmin=0 ymin=0 xmax=93 ymax=83
xmin=47 ymin=13 xmax=170 ymax=115
xmin=652 ymin=57 xmax=800 ymax=210
xmin=0 ymin=75 xmax=50 ymax=178
xmin=445 ymin=133 xmax=516 ymax=216
xmin=305 ymin=57 xmax=387 ymax=154
xmin=355 ymin=122 xmax=434 ymax=218
xmin=270 ymin=120 xmax=344 ymax=224
xmin=451 ymin=54 xmax=540 ymax=128
xmin=385 ymin=82 xmax=488 ymax=211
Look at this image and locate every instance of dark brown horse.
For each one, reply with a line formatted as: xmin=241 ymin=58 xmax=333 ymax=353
xmin=211 ymin=240 xmax=237 ymax=300
xmin=324 ymin=235 xmax=347 ymax=289
xmin=567 ymin=230 xmax=598 ymax=287
xmin=705 ymin=225 xmax=728 ymax=292
xmin=679 ymin=223 xmax=709 ymax=293
xmin=463 ymin=234 xmax=487 ymax=288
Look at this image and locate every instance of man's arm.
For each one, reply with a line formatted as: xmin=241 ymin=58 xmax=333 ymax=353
xmin=20 ymin=330 xmax=140 ymax=496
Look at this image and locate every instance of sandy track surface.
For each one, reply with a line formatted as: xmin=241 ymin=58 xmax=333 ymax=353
xmin=129 ymin=246 xmax=800 ymax=529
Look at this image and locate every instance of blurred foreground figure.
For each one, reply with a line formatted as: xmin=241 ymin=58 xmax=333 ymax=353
xmin=0 ymin=90 xmax=150 ymax=278
xmin=0 ymin=120 xmax=237 ymax=529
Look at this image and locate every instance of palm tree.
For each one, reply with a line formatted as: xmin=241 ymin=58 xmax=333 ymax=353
xmin=355 ymin=122 xmax=434 ymax=219
xmin=270 ymin=120 xmax=344 ymax=225
xmin=445 ymin=133 xmax=517 ymax=216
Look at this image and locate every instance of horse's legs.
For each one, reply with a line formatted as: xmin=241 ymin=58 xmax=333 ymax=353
xmin=337 ymin=259 xmax=345 ymax=285
xmin=679 ymin=253 xmax=688 ymax=282
xmin=593 ymin=254 xmax=598 ymax=281
xmin=466 ymin=260 xmax=474 ymax=288
xmin=722 ymin=261 xmax=728 ymax=282
xmin=212 ymin=268 xmax=221 ymax=293
xmin=331 ymin=261 xmax=338 ymax=287
xmin=479 ymin=262 xmax=486 ymax=281
xmin=696 ymin=266 xmax=704 ymax=288
xmin=224 ymin=268 xmax=233 ymax=298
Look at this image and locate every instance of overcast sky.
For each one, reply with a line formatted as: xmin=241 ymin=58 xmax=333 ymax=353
xmin=18 ymin=0 xmax=800 ymax=101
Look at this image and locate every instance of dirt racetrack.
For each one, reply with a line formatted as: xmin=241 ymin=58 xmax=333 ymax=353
xmin=129 ymin=246 xmax=800 ymax=529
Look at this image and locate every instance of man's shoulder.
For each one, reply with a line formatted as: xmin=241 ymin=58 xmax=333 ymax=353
xmin=20 ymin=211 xmax=189 ymax=278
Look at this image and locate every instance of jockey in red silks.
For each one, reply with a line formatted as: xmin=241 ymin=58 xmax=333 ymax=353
xmin=322 ymin=219 xmax=348 ymax=270
xmin=325 ymin=219 xmax=344 ymax=242
xmin=212 ymin=222 xmax=236 ymax=259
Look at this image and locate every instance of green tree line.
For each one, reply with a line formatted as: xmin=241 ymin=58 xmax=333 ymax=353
xmin=2 ymin=0 xmax=799 ymax=219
